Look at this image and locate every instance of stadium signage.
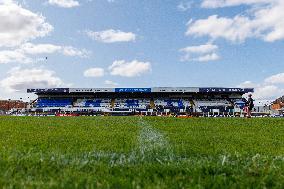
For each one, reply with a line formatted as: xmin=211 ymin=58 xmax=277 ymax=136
xmin=27 ymin=88 xmax=69 ymax=93
xmin=199 ymin=88 xmax=254 ymax=93
xmin=115 ymin=88 xmax=151 ymax=93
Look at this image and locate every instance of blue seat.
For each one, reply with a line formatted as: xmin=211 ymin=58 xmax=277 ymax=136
xmin=36 ymin=99 xmax=72 ymax=108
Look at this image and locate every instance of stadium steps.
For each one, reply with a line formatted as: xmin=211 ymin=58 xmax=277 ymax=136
xmin=31 ymin=98 xmax=38 ymax=107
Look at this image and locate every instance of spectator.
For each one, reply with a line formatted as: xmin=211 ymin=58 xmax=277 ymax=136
xmin=246 ymin=94 xmax=254 ymax=118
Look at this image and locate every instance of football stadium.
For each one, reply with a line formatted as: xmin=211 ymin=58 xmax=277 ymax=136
xmin=2 ymin=0 xmax=284 ymax=188
xmin=27 ymin=87 xmax=254 ymax=116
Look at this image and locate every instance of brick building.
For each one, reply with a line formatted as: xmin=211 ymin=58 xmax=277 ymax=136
xmin=271 ymin=103 xmax=284 ymax=110
xmin=0 ymin=100 xmax=28 ymax=111
xmin=271 ymin=95 xmax=284 ymax=110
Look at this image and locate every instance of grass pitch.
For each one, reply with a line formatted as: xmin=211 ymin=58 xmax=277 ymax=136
xmin=0 ymin=117 xmax=284 ymax=188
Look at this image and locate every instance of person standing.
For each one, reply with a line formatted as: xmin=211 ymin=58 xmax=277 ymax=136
xmin=246 ymin=94 xmax=254 ymax=118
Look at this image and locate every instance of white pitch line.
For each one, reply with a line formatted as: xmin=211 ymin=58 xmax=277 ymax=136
xmin=137 ymin=117 xmax=174 ymax=162
xmin=57 ymin=117 xmax=178 ymax=166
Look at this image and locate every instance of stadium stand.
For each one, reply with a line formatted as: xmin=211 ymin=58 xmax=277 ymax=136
xmin=37 ymin=99 xmax=72 ymax=108
xmin=74 ymin=99 xmax=111 ymax=108
xmin=27 ymin=87 xmax=254 ymax=116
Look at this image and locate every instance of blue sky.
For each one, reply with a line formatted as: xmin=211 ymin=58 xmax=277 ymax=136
xmin=0 ymin=0 xmax=284 ymax=101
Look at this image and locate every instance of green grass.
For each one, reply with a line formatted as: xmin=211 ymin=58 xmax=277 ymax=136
xmin=0 ymin=117 xmax=283 ymax=188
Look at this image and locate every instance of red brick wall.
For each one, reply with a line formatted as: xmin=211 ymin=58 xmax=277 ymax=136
xmin=0 ymin=100 xmax=27 ymax=111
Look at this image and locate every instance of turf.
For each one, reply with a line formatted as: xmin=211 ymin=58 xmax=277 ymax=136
xmin=0 ymin=116 xmax=283 ymax=188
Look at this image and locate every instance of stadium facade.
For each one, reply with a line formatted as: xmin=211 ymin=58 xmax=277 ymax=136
xmin=27 ymin=87 xmax=254 ymax=116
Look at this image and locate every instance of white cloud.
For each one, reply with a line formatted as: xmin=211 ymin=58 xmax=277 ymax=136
xmin=48 ymin=0 xmax=79 ymax=8
xmin=0 ymin=43 xmax=90 ymax=64
xmin=237 ymin=81 xmax=255 ymax=88
xmin=194 ymin=53 xmax=220 ymax=62
xmin=21 ymin=43 xmax=90 ymax=57
xmin=180 ymin=43 xmax=220 ymax=62
xmin=104 ymin=80 xmax=118 ymax=87
xmin=83 ymin=68 xmax=105 ymax=77
xmin=177 ymin=1 xmax=193 ymax=11
xmin=86 ymin=29 xmax=136 ymax=43
xmin=0 ymin=2 xmax=88 ymax=64
xmin=238 ymin=72 xmax=284 ymax=100
xmin=186 ymin=15 xmax=253 ymax=42
xmin=62 ymin=46 xmax=90 ymax=58
xmin=253 ymin=85 xmax=282 ymax=100
xmin=20 ymin=43 xmax=62 ymax=55
xmin=180 ymin=44 xmax=218 ymax=54
xmin=264 ymin=73 xmax=284 ymax=84
xmin=109 ymin=60 xmax=151 ymax=77
xmin=238 ymin=81 xmax=282 ymax=100
xmin=201 ymin=0 xmax=272 ymax=8
xmin=0 ymin=50 xmax=31 ymax=64
xmin=0 ymin=67 xmax=65 ymax=93
xmin=188 ymin=0 xmax=284 ymax=42
xmin=0 ymin=1 xmax=53 ymax=47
